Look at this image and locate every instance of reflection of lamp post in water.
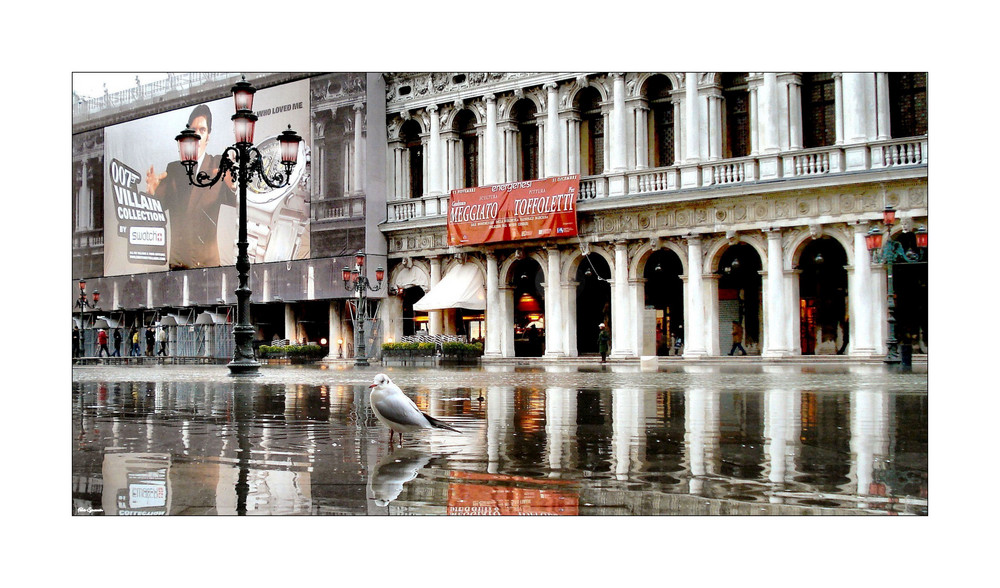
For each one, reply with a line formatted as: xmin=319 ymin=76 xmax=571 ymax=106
xmin=342 ymin=251 xmax=384 ymax=366
xmin=174 ymin=76 xmax=302 ymax=376
xmin=233 ymin=382 xmax=253 ymax=515
xmin=866 ymin=206 xmax=928 ymax=364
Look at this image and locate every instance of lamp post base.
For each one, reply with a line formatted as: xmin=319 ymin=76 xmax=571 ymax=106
xmin=228 ymin=359 xmax=262 ymax=376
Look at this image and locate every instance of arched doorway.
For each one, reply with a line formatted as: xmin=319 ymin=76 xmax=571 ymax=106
xmin=511 ymin=258 xmax=544 ymax=357
xmin=717 ymin=243 xmax=762 ymax=355
xmin=890 ymin=231 xmax=928 ymax=351
xmin=576 ymin=253 xmax=612 ymax=354
xmin=400 ymin=286 xmax=428 ymax=336
xmin=798 ymin=238 xmax=848 ymax=355
xmin=644 ymin=249 xmax=684 ymax=356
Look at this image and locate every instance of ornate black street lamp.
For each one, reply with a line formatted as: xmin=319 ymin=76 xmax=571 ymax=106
xmin=76 ymin=279 xmax=100 ymax=357
xmin=175 ymin=76 xmax=302 ymax=376
xmin=866 ymin=206 xmax=928 ymax=364
xmin=342 ymin=251 xmax=384 ymax=366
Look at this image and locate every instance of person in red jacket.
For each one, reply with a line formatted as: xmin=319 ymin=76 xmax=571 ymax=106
xmin=97 ymin=328 xmax=110 ymax=357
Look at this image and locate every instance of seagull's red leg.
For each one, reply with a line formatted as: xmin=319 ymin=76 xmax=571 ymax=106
xmin=399 ymin=433 xmax=404 ymax=446
xmin=389 ymin=429 xmax=394 ymax=445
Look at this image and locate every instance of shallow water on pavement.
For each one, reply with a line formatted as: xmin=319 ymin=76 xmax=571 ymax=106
xmin=72 ymin=363 xmax=927 ymax=515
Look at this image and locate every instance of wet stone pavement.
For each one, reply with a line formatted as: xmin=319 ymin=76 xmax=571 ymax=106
xmin=71 ymin=362 xmax=928 ymax=515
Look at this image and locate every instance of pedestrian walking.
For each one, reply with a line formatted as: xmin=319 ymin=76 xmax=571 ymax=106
xmin=156 ymin=327 xmax=168 ymax=356
xmin=112 ymin=328 xmax=122 ymax=357
xmin=597 ymin=323 xmax=610 ymax=364
xmin=72 ymin=326 xmax=80 ymax=358
xmin=729 ymin=321 xmax=747 ymax=356
xmin=145 ymin=326 xmax=155 ymax=356
xmin=130 ymin=328 xmax=140 ymax=356
xmin=97 ymin=328 xmax=110 ymax=357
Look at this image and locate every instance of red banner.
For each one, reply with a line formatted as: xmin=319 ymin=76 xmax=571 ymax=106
xmin=447 ymin=175 xmax=579 ymax=246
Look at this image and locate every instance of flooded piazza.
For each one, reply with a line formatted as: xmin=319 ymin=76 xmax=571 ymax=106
xmin=71 ymin=362 xmax=928 ymax=516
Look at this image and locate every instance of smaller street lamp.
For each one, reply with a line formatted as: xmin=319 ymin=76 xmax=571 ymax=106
xmin=342 ymin=251 xmax=384 ymax=366
xmin=866 ymin=206 xmax=928 ymax=364
xmin=75 ymin=279 xmax=100 ymax=358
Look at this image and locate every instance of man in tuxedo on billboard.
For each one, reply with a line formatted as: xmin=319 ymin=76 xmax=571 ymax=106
xmin=146 ymin=104 xmax=236 ymax=270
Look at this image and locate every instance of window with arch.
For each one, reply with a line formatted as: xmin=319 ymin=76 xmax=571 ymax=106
xmin=400 ymin=119 xmax=423 ymax=198
xmin=579 ymin=87 xmax=604 ymax=175
xmin=513 ymin=99 xmax=539 ymax=181
xmin=722 ymin=73 xmax=750 ymax=158
xmin=889 ymin=72 xmax=927 ymax=138
xmin=646 ymin=75 xmax=674 ymax=167
xmin=456 ymin=109 xmax=479 ymax=188
xmin=802 ymin=72 xmax=837 ymax=148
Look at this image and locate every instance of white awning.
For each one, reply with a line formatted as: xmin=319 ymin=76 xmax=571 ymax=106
xmin=159 ymin=313 xmax=191 ymax=326
xmin=195 ymin=311 xmax=228 ymax=325
xmin=412 ymin=263 xmax=486 ymax=311
xmin=393 ymin=265 xmax=430 ymax=291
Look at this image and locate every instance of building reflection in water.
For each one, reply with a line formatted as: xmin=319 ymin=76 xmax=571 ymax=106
xmin=72 ymin=367 xmax=927 ymax=515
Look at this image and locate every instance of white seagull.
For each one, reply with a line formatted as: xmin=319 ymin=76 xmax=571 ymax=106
xmin=369 ymin=373 xmax=460 ymax=445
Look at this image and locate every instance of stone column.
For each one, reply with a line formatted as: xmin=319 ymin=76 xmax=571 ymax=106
xmin=843 ymin=73 xmax=869 ymax=143
xmin=708 ymin=93 xmax=722 ymax=161
xmin=610 ymin=241 xmax=633 ymax=358
xmin=849 ymin=222 xmax=877 ymax=356
xmin=544 ymin=247 xmax=564 ymax=357
xmin=685 ymin=73 xmax=701 ymax=162
xmin=787 ymin=76 xmax=802 ymax=150
xmin=876 ymin=73 xmax=891 ymax=140
xmin=545 ymin=82 xmax=559 ymax=177
xmin=611 ymin=73 xmax=627 ymax=171
xmin=284 ymin=304 xmax=296 ymax=343
xmin=484 ymin=94 xmax=499 ymax=184
xmin=353 ymin=103 xmax=364 ymax=193
xmin=484 ymin=252 xmax=502 ymax=358
xmin=563 ymin=279 xmax=578 ymax=357
xmin=635 ymin=104 xmax=649 ymax=169
xmin=763 ymin=229 xmax=792 ymax=356
xmin=761 ymin=73 xmax=780 ymax=153
xmin=843 ymin=73 xmax=871 ymax=170
xmin=834 ymin=73 xmax=845 ymax=145
xmin=704 ymin=273 xmax=720 ymax=356
xmin=427 ymin=105 xmax=441 ymax=194
xmin=749 ymin=82 xmax=759 ymax=155
xmin=428 ymin=256 xmax=442 ymax=336
xmin=683 ymin=236 xmax=708 ymax=357
xmin=325 ymin=300 xmax=344 ymax=360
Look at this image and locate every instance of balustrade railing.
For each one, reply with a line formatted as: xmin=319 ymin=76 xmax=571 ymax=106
xmin=313 ymin=195 xmax=366 ymax=221
xmin=381 ymin=137 xmax=927 ymax=224
xmin=872 ymin=138 xmax=927 ymax=168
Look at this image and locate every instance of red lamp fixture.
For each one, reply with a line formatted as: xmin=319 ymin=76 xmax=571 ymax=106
xmin=278 ymin=126 xmax=302 ymax=167
xmin=375 ymin=266 xmax=385 ymax=282
xmin=865 ymin=226 xmax=883 ymax=252
xmin=232 ymin=109 xmax=258 ymax=144
xmin=882 ymin=206 xmax=896 ymax=226
xmin=915 ymin=225 xmax=928 ymax=249
xmin=231 ymin=77 xmax=256 ymax=111
xmin=175 ymin=126 xmax=201 ymax=164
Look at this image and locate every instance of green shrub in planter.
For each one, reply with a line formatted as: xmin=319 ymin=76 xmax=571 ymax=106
xmin=442 ymin=342 xmax=484 ymax=357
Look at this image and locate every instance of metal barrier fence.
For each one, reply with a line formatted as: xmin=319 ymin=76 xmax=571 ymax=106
xmin=74 ymin=325 xmax=235 ymax=359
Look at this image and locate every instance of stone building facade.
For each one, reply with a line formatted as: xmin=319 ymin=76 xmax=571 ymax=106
xmin=378 ymin=72 xmax=927 ymax=359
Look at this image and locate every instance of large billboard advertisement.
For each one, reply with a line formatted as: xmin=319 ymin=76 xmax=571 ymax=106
xmin=447 ymin=175 xmax=579 ymax=246
xmin=104 ymin=79 xmax=311 ymax=276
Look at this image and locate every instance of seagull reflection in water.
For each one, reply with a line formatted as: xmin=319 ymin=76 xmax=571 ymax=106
xmin=367 ymin=448 xmax=433 ymax=507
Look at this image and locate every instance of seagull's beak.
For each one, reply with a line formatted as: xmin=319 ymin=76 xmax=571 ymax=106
xmin=369 ymin=383 xmax=377 ymax=388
